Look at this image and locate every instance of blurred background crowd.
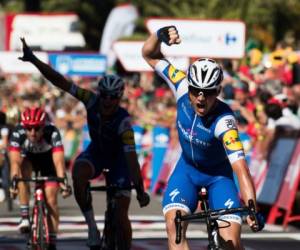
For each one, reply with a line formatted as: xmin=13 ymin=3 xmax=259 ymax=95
xmin=1 ymin=42 xmax=300 ymax=193
xmin=0 ymin=0 xmax=300 ymax=227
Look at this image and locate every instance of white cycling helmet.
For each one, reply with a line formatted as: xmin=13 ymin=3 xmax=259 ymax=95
xmin=98 ymin=75 xmax=125 ymax=97
xmin=187 ymin=58 xmax=223 ymax=89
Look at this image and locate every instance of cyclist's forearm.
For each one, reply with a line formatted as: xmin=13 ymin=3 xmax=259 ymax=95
xmin=52 ymin=151 xmax=66 ymax=178
xmin=9 ymin=152 xmax=22 ymax=178
xmin=125 ymin=152 xmax=145 ymax=192
xmin=30 ymin=56 xmax=71 ymax=92
xmin=239 ymin=173 xmax=257 ymax=208
xmin=232 ymin=160 xmax=257 ymax=208
xmin=10 ymin=163 xmax=20 ymax=179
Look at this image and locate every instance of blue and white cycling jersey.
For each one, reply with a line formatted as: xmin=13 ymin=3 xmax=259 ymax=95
xmin=155 ymin=60 xmax=246 ymax=223
xmin=155 ymin=59 xmax=245 ymax=171
xmin=68 ymin=84 xmax=136 ymax=184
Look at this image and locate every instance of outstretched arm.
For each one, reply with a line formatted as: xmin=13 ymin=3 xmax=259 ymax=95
xmin=19 ymin=38 xmax=71 ymax=92
xmin=142 ymin=26 xmax=181 ymax=69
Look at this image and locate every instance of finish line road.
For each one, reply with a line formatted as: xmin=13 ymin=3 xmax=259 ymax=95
xmin=0 ymin=186 xmax=299 ymax=249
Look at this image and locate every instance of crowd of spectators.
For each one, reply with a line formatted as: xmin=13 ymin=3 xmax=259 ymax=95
xmin=1 ymin=41 xmax=300 ymax=199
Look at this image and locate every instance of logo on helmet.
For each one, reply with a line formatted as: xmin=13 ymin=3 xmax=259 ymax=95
xmin=168 ymin=65 xmax=186 ymax=84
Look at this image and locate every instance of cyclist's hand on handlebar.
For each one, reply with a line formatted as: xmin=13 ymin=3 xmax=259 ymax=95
xmin=60 ymin=183 xmax=72 ymax=199
xmin=247 ymin=212 xmax=265 ymax=232
xmin=157 ymin=26 xmax=181 ymax=46
xmin=18 ymin=37 xmax=36 ymax=62
xmin=137 ymin=191 xmax=150 ymax=207
xmin=9 ymin=176 xmax=19 ymax=199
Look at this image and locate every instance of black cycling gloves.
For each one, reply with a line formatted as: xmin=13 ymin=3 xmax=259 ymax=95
xmin=156 ymin=25 xmax=177 ymax=46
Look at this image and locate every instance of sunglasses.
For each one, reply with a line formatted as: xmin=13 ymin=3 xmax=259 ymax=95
xmin=100 ymin=92 xmax=121 ymax=100
xmin=25 ymin=126 xmax=42 ymax=132
xmin=188 ymin=86 xmax=218 ymax=97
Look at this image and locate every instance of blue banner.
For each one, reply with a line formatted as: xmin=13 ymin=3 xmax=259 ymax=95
xmin=49 ymin=53 xmax=107 ymax=76
xmin=132 ymin=125 xmax=145 ymax=155
xmin=150 ymin=126 xmax=170 ymax=192
xmin=258 ymin=137 xmax=297 ymax=205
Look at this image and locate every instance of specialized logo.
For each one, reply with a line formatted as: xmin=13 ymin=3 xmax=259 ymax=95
xmin=168 ymin=65 xmax=185 ymax=84
xmin=223 ymin=129 xmax=243 ymax=151
xmin=122 ymin=130 xmax=135 ymax=145
xmin=224 ymin=199 xmax=234 ymax=208
xmin=169 ymin=188 xmax=180 ymax=202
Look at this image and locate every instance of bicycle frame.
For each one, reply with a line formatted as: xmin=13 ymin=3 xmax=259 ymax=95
xmin=13 ymin=175 xmax=65 ymax=250
xmin=175 ymin=187 xmax=257 ymax=250
xmin=30 ymin=184 xmax=50 ymax=249
xmin=89 ymin=183 xmax=134 ymax=250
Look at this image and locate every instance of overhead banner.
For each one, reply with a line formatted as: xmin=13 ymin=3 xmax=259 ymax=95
xmin=0 ymin=51 xmax=48 ymax=74
xmin=113 ymin=41 xmax=189 ymax=72
xmin=48 ymin=53 xmax=107 ymax=76
xmin=146 ymin=18 xmax=246 ymax=59
xmin=6 ymin=13 xmax=85 ymax=51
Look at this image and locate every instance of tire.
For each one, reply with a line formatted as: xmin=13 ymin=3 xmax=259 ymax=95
xmin=102 ymin=200 xmax=117 ymax=250
xmin=36 ymin=202 xmax=49 ymax=250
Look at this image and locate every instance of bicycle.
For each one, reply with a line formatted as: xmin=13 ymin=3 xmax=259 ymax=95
xmin=11 ymin=173 xmax=68 ymax=250
xmin=89 ymin=170 xmax=135 ymax=250
xmin=174 ymin=187 xmax=259 ymax=250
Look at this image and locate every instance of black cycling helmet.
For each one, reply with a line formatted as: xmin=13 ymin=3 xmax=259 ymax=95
xmin=97 ymin=75 xmax=125 ymax=97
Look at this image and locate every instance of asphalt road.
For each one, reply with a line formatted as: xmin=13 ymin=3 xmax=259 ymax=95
xmin=0 ymin=180 xmax=300 ymax=249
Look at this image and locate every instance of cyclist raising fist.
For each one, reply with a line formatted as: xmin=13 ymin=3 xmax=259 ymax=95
xmin=142 ymin=26 xmax=264 ymax=250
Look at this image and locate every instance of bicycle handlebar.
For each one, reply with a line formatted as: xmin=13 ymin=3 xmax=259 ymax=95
xmin=175 ymin=199 xmax=258 ymax=244
xmin=11 ymin=176 xmax=66 ymax=190
xmin=89 ymin=184 xmax=135 ymax=192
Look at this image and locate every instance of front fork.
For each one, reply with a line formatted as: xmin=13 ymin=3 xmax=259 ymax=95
xmin=31 ymin=188 xmax=50 ymax=246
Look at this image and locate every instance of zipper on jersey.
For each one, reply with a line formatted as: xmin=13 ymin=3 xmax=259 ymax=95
xmin=190 ymin=114 xmax=199 ymax=167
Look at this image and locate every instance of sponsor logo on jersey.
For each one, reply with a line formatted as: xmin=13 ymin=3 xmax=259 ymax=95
xmin=121 ymin=130 xmax=135 ymax=145
xmin=225 ymin=119 xmax=237 ymax=129
xmin=168 ymin=65 xmax=185 ymax=84
xmin=196 ymin=123 xmax=211 ymax=133
xmin=225 ymin=198 xmax=234 ymax=208
xmin=170 ymin=188 xmax=180 ymax=202
xmin=223 ymin=129 xmax=243 ymax=151
xmin=178 ymin=121 xmax=211 ymax=147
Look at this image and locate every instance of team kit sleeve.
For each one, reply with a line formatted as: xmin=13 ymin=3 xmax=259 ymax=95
xmin=8 ymin=128 xmax=23 ymax=152
xmin=118 ymin=117 xmax=136 ymax=152
xmin=154 ymin=59 xmax=187 ymax=101
xmin=214 ymin=114 xmax=245 ymax=164
xmin=50 ymin=127 xmax=64 ymax=153
xmin=69 ymin=83 xmax=97 ymax=108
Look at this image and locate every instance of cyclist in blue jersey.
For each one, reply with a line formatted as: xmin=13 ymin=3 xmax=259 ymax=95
xmin=19 ymin=38 xmax=150 ymax=250
xmin=142 ymin=26 xmax=264 ymax=250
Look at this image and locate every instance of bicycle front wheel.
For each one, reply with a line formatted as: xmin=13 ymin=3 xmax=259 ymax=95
xmin=36 ymin=201 xmax=49 ymax=250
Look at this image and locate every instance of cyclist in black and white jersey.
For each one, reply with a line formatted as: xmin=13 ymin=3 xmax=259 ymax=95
xmin=9 ymin=107 xmax=71 ymax=250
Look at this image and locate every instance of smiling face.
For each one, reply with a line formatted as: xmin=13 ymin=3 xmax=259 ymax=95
xmin=188 ymin=86 xmax=220 ymax=116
